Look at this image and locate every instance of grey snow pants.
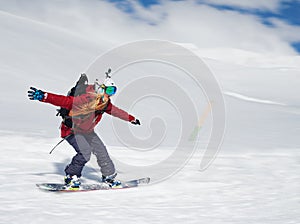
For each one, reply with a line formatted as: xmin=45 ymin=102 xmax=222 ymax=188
xmin=65 ymin=132 xmax=115 ymax=177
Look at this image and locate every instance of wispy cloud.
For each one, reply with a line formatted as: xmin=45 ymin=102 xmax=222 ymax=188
xmin=0 ymin=0 xmax=299 ymax=55
xmin=199 ymin=0 xmax=285 ymax=12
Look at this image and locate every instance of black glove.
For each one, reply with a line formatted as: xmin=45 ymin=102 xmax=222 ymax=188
xmin=28 ymin=87 xmax=45 ymax=101
xmin=131 ymin=119 xmax=141 ymax=125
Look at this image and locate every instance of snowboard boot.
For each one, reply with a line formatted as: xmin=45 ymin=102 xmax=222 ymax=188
xmin=64 ymin=175 xmax=81 ymax=190
xmin=101 ymin=173 xmax=122 ymax=188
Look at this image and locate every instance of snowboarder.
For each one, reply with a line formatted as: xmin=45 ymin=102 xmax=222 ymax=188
xmin=27 ymin=73 xmax=140 ymax=189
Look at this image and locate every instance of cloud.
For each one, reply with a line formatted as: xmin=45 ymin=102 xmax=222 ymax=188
xmin=0 ymin=0 xmax=299 ymax=56
xmin=269 ymin=18 xmax=300 ymax=42
xmin=199 ymin=0 xmax=285 ymax=12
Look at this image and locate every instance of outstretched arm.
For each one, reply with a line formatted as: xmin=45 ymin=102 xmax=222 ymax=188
xmin=28 ymin=86 xmax=93 ymax=110
xmin=105 ymin=102 xmax=139 ymax=124
xmin=42 ymin=92 xmax=74 ymax=109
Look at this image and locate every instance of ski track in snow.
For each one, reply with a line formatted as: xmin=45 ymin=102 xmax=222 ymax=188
xmin=224 ymin=91 xmax=287 ymax=106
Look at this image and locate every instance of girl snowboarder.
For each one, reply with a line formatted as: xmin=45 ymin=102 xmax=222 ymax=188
xmin=28 ymin=73 xmax=140 ymax=189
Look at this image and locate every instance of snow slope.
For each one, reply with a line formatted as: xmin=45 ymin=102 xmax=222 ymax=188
xmin=0 ymin=5 xmax=300 ymax=224
xmin=0 ymin=134 xmax=299 ymax=224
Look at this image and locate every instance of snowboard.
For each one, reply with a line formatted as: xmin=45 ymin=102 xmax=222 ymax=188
xmin=36 ymin=177 xmax=150 ymax=192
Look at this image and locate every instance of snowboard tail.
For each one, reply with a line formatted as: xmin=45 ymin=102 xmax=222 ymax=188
xmin=36 ymin=177 xmax=150 ymax=192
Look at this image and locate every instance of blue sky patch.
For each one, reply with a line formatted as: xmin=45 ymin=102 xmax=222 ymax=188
xmin=138 ymin=0 xmax=160 ymax=8
xmin=108 ymin=0 xmax=159 ymax=10
xmin=280 ymin=1 xmax=300 ymax=26
xmin=200 ymin=1 xmax=300 ymax=53
xmin=107 ymin=0 xmax=300 ymax=53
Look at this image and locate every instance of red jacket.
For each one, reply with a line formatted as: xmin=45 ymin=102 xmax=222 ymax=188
xmin=42 ymin=85 xmax=135 ymax=138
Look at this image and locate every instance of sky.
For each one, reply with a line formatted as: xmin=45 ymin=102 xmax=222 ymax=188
xmin=0 ymin=0 xmax=300 ymax=56
xmin=130 ymin=0 xmax=300 ymax=26
xmin=108 ymin=0 xmax=300 ymax=53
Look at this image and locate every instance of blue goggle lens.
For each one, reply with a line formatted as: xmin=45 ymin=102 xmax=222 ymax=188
xmin=105 ymin=86 xmax=117 ymax=95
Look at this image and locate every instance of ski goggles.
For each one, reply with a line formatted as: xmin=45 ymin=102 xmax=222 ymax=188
xmin=101 ymin=84 xmax=117 ymax=96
